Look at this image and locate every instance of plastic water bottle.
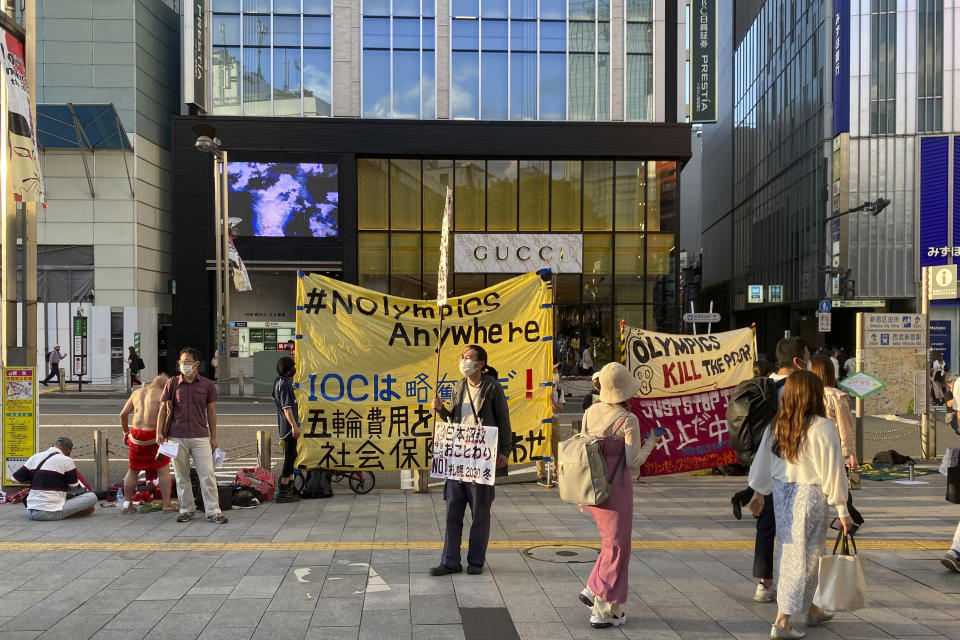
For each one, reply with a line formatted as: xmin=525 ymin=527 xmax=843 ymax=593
xmin=116 ymin=486 xmax=124 ymax=505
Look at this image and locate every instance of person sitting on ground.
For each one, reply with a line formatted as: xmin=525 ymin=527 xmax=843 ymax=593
xmin=13 ymin=437 xmax=98 ymax=520
xmin=119 ymin=373 xmax=177 ymax=514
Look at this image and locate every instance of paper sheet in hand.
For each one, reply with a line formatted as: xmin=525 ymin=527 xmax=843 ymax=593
xmin=212 ymin=447 xmax=226 ymax=468
xmin=157 ymin=442 xmax=179 ymax=458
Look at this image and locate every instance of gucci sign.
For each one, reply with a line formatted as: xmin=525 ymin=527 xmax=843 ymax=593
xmin=453 ymin=234 xmax=583 ymax=273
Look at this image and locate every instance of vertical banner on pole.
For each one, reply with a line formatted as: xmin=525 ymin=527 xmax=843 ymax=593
xmin=437 ymin=187 xmax=452 ymax=307
xmin=3 ymin=366 xmax=37 ymax=485
xmin=690 ymin=0 xmax=717 ymax=123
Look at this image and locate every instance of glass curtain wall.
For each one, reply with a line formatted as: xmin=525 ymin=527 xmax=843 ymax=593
xmin=357 ymin=157 xmax=680 ymax=367
xmin=916 ymin=0 xmax=942 ymax=133
xmin=211 ymin=0 xmax=333 ymax=116
xmin=448 ymin=0 xmax=612 ymax=120
xmin=869 ymin=0 xmax=896 ymax=134
xmin=625 ymin=0 xmax=653 ymax=121
xmin=362 ymin=0 xmax=437 ymax=118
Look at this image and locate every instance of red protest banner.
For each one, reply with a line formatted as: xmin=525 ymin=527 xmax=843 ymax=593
xmin=630 ymin=388 xmax=739 ymax=477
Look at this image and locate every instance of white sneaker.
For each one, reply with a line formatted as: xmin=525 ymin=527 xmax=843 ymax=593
xmin=941 ymin=550 xmax=960 ymax=573
xmin=579 ymin=587 xmax=594 ymax=607
xmin=590 ymin=613 xmax=625 ymax=629
xmin=754 ymin=582 xmax=777 ymax=603
xmin=769 ymin=624 xmax=805 ymax=639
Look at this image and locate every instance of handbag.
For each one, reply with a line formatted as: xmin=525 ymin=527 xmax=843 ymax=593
xmin=947 ymin=466 xmax=960 ymax=504
xmin=813 ymin=532 xmax=866 ymax=612
xmin=848 ymin=469 xmax=861 ymax=490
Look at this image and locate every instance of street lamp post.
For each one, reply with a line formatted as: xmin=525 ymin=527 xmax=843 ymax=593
xmin=193 ymin=124 xmax=231 ymax=393
xmin=820 ymin=196 xmax=889 ymax=464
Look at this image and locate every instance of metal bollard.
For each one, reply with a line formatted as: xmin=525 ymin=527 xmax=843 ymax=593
xmin=256 ymin=430 xmax=271 ymax=470
xmin=908 ymin=462 xmax=916 ymax=482
xmin=125 ymin=369 xmax=131 ymax=394
xmin=58 ymin=368 xmax=65 ymax=392
xmin=239 ymin=371 xmax=245 ymax=397
xmin=93 ymin=430 xmax=109 ymax=492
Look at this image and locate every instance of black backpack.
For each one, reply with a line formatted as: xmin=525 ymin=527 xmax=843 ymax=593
xmin=872 ymin=450 xmax=915 ymax=465
xmin=300 ymin=469 xmax=333 ymax=499
xmin=727 ymin=376 xmax=785 ymax=466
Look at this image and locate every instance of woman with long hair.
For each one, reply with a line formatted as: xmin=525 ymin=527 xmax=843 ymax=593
xmin=430 ymin=345 xmax=512 ymax=576
xmin=931 ymin=351 xmax=946 ymax=405
xmin=809 ymin=356 xmax=857 ymax=470
xmin=576 ymin=362 xmax=663 ymax=629
xmin=748 ymin=371 xmax=853 ymax=639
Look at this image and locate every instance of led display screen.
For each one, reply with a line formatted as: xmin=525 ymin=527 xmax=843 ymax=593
xmin=227 ymin=162 xmax=338 ymax=237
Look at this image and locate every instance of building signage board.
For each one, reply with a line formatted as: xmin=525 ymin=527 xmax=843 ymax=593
xmin=768 ymin=285 xmax=783 ymax=303
xmin=747 ymin=285 xmax=763 ymax=304
xmin=928 ymin=264 xmax=958 ymax=300
xmin=931 ymin=320 xmax=951 ymax=370
xmin=690 ymin=0 xmax=717 ymax=123
xmin=832 ymin=0 xmax=850 ymax=136
xmin=818 ymin=312 xmax=832 ymax=333
xmin=863 ymin=314 xmax=926 ymax=332
xmin=72 ymin=315 xmax=87 ymax=377
xmin=919 ymin=136 xmax=951 ymax=268
xmin=182 ymin=0 xmax=208 ymax=112
xmin=2 ymin=367 xmax=37 ymax=485
xmin=453 ymin=234 xmax=582 ymax=273
xmin=831 ymin=299 xmax=884 ymax=308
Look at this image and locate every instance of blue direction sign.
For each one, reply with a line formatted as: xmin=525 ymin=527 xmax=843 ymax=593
xmin=818 ymin=300 xmax=832 ymax=313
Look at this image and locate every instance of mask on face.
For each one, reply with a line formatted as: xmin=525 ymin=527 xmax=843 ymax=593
xmin=180 ymin=363 xmax=196 ymax=376
xmin=553 ymin=374 xmax=560 ymax=385
xmin=459 ymin=359 xmax=478 ymax=377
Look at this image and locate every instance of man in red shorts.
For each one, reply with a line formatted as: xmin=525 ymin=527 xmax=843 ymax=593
xmin=119 ymin=373 xmax=176 ymax=513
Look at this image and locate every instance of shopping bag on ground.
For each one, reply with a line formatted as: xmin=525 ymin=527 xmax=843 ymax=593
xmin=813 ymin=532 xmax=866 ymax=612
xmin=235 ymin=467 xmax=276 ymax=502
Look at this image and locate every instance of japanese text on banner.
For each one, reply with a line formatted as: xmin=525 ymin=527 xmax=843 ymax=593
xmin=430 ymin=422 xmax=498 ymax=486
xmin=294 ymin=272 xmax=553 ymax=471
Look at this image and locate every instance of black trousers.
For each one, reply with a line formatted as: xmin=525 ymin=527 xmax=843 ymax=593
xmin=442 ymin=480 xmax=495 ymax=569
xmin=753 ymin=492 xmax=776 ymax=580
xmin=281 ymin=434 xmax=297 ymax=478
xmin=42 ymin=363 xmax=60 ymax=384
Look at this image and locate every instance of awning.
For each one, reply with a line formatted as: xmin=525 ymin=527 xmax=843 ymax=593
xmin=36 ymin=103 xmax=131 ymax=150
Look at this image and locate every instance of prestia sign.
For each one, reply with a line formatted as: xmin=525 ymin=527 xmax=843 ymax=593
xmin=454 ymin=234 xmax=582 ymax=273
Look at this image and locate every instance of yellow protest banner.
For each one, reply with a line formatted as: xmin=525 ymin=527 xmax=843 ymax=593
xmin=294 ymin=272 xmax=553 ymax=471
xmin=3 ymin=367 xmax=38 ymax=485
xmin=623 ymin=327 xmax=755 ymax=397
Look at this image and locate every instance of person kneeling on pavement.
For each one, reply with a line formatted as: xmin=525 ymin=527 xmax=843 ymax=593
xmin=13 ymin=437 xmax=98 ymax=520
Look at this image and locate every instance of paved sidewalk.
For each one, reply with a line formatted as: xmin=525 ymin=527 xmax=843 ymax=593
xmin=0 ymin=472 xmax=958 ymax=640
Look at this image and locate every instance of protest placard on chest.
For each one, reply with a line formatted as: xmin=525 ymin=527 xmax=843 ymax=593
xmin=430 ymin=422 xmax=499 ymax=486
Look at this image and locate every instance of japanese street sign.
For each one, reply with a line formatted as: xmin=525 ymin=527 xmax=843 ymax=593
xmin=928 ymin=264 xmax=958 ymax=300
xmin=682 ymin=312 xmax=721 ymax=324
xmin=818 ymin=312 xmax=832 ymax=333
xmin=768 ymin=285 xmax=783 ymax=303
xmin=819 ymin=300 xmax=832 ymax=313
xmin=863 ymin=314 xmax=926 ymax=331
xmin=748 ymin=285 xmax=763 ymax=304
xmin=690 ymin=0 xmax=717 ymax=123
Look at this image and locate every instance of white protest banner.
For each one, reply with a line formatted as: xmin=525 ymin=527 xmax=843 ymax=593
xmin=430 ymin=422 xmax=499 ymax=486
xmin=437 ymin=186 xmax=452 ymax=307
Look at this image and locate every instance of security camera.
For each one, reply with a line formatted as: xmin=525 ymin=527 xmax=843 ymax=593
xmin=195 ymin=135 xmax=221 ymax=153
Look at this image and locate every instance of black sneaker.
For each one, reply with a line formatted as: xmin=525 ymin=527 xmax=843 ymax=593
xmin=466 ymin=565 xmax=483 ymax=575
xmin=429 ymin=564 xmax=462 ymax=576
xmin=276 ymin=487 xmax=301 ymax=503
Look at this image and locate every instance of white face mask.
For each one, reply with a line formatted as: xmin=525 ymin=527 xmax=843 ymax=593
xmin=180 ymin=363 xmax=196 ymax=376
xmin=459 ymin=358 xmax=478 ymax=377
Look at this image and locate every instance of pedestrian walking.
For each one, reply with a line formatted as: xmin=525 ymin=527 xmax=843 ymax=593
xmin=576 ymin=362 xmax=662 ymax=628
xmin=272 ymin=355 xmax=301 ymax=503
xmin=748 ymin=370 xmax=853 ymax=639
xmin=580 ymin=344 xmax=594 ymax=376
xmin=157 ymin=347 xmax=227 ymax=524
xmin=40 ymin=344 xmax=64 ymax=386
xmin=752 ymin=337 xmax=810 ymax=604
xmin=119 ymin=373 xmax=176 ymax=514
xmin=537 ymin=363 xmax=565 ymax=484
xmin=429 ymin=345 xmax=512 ymax=576
xmin=943 ymin=521 xmax=960 ymax=573
xmin=127 ymin=346 xmax=144 ymax=387
xmin=931 ymin=352 xmax=946 ymax=405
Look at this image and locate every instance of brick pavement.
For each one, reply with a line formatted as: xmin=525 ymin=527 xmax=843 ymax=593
xmin=0 ymin=471 xmax=958 ymax=640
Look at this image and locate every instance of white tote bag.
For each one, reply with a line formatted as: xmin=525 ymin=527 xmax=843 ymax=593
xmin=813 ymin=532 xmax=866 ymax=612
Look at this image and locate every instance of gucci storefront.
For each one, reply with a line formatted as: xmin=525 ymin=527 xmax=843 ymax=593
xmin=170 ymin=117 xmax=690 ymax=374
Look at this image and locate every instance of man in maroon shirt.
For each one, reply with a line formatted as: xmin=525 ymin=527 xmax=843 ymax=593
xmin=157 ymin=347 xmax=227 ymax=524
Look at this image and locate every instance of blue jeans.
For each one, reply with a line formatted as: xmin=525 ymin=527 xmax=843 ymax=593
xmin=27 ymin=492 xmax=97 ymax=520
xmin=441 ymin=480 xmax=495 ymax=569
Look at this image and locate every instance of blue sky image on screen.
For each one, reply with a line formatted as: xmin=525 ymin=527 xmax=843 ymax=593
xmin=227 ymin=162 xmax=338 ymax=237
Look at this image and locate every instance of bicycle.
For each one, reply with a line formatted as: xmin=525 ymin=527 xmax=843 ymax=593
xmin=291 ymin=468 xmax=376 ymax=495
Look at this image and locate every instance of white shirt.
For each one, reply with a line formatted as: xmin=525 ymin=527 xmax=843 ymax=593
xmin=581 ymin=402 xmax=658 ymax=473
xmin=830 ymin=356 xmax=840 ymax=379
xmin=844 ymin=358 xmax=857 ymax=377
xmin=748 ymin=416 xmax=850 ymax=518
xmin=581 ymin=348 xmax=593 ymax=369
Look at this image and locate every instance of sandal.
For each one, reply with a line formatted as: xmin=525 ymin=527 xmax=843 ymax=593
xmin=122 ymin=506 xmax=137 ymax=514
xmin=162 ymin=506 xmax=179 ymax=513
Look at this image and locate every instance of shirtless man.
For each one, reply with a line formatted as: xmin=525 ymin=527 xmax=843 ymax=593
xmin=119 ymin=373 xmax=176 ymax=513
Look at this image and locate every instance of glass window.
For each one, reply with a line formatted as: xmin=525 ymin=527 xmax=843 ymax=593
xmin=554 ymin=275 xmax=580 ymax=303
xmin=359 ymin=233 xmax=389 ymax=292
xmin=518 ymin=160 xmax=549 ymax=231
xmin=486 ymin=160 xmax=517 ymax=230
xmin=363 ymin=17 xmax=390 ymax=48
xmin=393 ymin=0 xmax=420 ymax=16
xmin=393 ymin=17 xmax=420 ymax=48
xmin=598 ymin=0 xmax=609 ymax=20
xmin=582 ymin=161 xmax=612 ymax=230
xmin=615 ymin=305 xmax=645 ymax=352
xmin=212 ymin=15 xmax=240 ymax=46
xmin=481 ymin=19 xmax=508 ymax=50
xmin=510 ymin=20 xmax=537 ymax=50
xmin=598 ymin=22 xmax=609 ymax=51
xmin=453 ymin=274 xmax=485 ymax=296
xmin=242 ymin=48 xmax=272 ymax=115
xmin=481 ymin=52 xmax=508 ymax=119
xmin=363 ymin=0 xmax=390 ymax=14
xmin=304 ymin=0 xmax=331 ymax=12
xmin=615 ymin=160 xmax=645 ymax=230
xmin=422 ymin=50 xmax=436 ymax=118
xmin=510 ymin=0 xmax=536 ymax=19
xmin=423 ymin=231 xmax=440 ymax=277
xmin=540 ymin=0 xmax=565 ymax=19
xmin=363 ymin=49 xmax=391 ymax=117
xmin=626 ymin=53 xmax=653 ymax=121
xmin=454 ymin=160 xmax=485 ymax=230
xmin=510 ymin=52 xmax=537 ymax=119
xmin=614 ymin=234 xmax=644 ymax=302
xmin=423 ymin=159 xmax=453 ymax=230
xmin=358 ymin=159 xmax=389 ymax=229
xmin=539 ymin=53 xmax=566 ymax=120
xmin=423 ymin=18 xmax=435 ymax=48
xmin=626 ymin=0 xmax=652 ymax=21
xmin=626 ymin=22 xmax=652 ymax=53
xmin=569 ymin=0 xmax=595 ymax=19
xmin=483 ymin=0 xmax=508 ymax=18
xmin=274 ymin=0 xmax=300 ymax=11
xmin=569 ymin=53 xmax=596 ymax=120
xmin=243 ymin=14 xmax=271 ymax=46
xmin=582 ymin=234 xmax=612 ymax=302
xmin=422 ymin=0 xmax=435 ymax=17
xmin=212 ymin=47 xmax=241 ymax=114
xmin=597 ymin=53 xmax=609 ymax=119
xmin=569 ymin=21 xmax=594 ymax=53
xmin=273 ymin=16 xmax=300 ymax=46
xmin=451 ymin=51 xmax=479 ymax=118
xmin=452 ymin=0 xmax=479 ymax=16
xmin=393 ymin=50 xmax=421 ymax=117
xmin=390 ymin=158 xmax=422 ymax=231
xmin=303 ymin=17 xmax=331 ymax=46
xmin=540 ymin=20 xmax=566 ymax=52
xmin=551 ymin=161 xmax=581 ymax=231
xmin=273 ymin=48 xmax=302 ymax=116
xmin=213 ymin=0 xmax=241 ymax=11
xmin=646 ymin=233 xmax=674 ymax=278
xmin=303 ymin=48 xmax=332 ymax=116
xmin=648 ymin=161 xmax=676 ymax=232
xmin=452 ymin=17 xmax=479 ymax=49
xmin=244 ymin=0 xmax=270 ymax=12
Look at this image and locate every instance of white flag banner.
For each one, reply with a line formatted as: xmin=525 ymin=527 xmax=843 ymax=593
xmin=1 ymin=26 xmax=45 ymax=205
xmin=227 ymin=235 xmax=253 ymax=292
xmin=437 ymin=186 xmax=452 ymax=307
